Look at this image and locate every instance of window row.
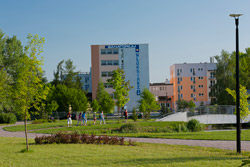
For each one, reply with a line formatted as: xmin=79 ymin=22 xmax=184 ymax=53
xmin=190 ymin=93 xmax=204 ymax=97
xmin=104 ymin=83 xmax=113 ymax=88
xmin=101 ymin=71 xmax=113 ymax=77
xmin=101 ymin=60 xmax=119 ymax=66
xmin=101 ymin=49 xmax=119 ymax=54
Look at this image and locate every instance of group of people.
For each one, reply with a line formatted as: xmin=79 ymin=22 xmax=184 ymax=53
xmin=67 ymin=111 xmax=106 ymax=127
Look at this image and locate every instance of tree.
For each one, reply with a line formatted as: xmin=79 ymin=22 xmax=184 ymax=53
xmin=0 ymin=69 xmax=12 ymax=112
xmin=213 ymin=48 xmax=250 ymax=105
xmin=48 ymin=84 xmax=88 ymax=112
xmin=188 ymin=100 xmax=196 ymax=112
xmin=176 ymin=99 xmax=189 ymax=111
xmin=108 ymin=68 xmax=132 ymax=116
xmin=91 ymin=99 xmax=100 ymax=113
xmin=51 ymin=60 xmax=64 ymax=86
xmin=96 ymin=81 xmax=115 ymax=114
xmin=225 ymin=85 xmax=250 ymax=121
xmin=138 ymin=88 xmax=160 ymax=120
xmin=14 ymin=34 xmax=49 ymax=151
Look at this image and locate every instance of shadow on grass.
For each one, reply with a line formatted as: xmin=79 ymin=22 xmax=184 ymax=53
xmin=115 ymin=156 xmax=245 ymax=165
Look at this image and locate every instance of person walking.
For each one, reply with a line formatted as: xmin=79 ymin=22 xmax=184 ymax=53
xmin=67 ymin=112 xmax=72 ymax=127
xmin=100 ymin=111 xmax=105 ymax=124
xmin=124 ymin=109 xmax=128 ymax=123
xmin=77 ymin=112 xmax=82 ymax=126
xmin=82 ymin=111 xmax=87 ymax=126
xmin=93 ymin=112 xmax=97 ymax=125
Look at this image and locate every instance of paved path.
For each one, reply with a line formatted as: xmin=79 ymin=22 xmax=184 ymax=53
xmin=1 ymin=122 xmax=250 ymax=151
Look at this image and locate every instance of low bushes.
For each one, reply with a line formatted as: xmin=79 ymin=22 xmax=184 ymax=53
xmin=0 ymin=113 xmax=17 ymax=124
xmin=187 ymin=119 xmax=204 ymax=132
xmin=120 ymin=123 xmax=139 ymax=133
xmin=34 ymin=132 xmax=133 ymax=146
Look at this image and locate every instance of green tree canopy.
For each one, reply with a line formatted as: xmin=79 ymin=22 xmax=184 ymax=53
xmin=138 ymin=88 xmax=160 ymax=119
xmin=96 ymin=81 xmax=114 ymax=114
xmin=226 ymin=85 xmax=250 ymax=121
xmin=108 ymin=68 xmax=132 ymax=116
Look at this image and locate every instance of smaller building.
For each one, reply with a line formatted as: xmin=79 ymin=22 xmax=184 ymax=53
xmin=150 ymin=81 xmax=174 ymax=110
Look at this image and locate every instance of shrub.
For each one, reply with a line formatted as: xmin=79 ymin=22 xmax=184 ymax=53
xmin=174 ymin=123 xmax=187 ymax=132
xmin=132 ymin=108 xmax=138 ymax=122
xmin=34 ymin=132 xmax=132 ymax=146
xmin=120 ymin=123 xmax=139 ymax=133
xmin=0 ymin=113 xmax=17 ymax=124
xmin=32 ymin=119 xmax=48 ymax=124
xmin=187 ymin=119 xmax=204 ymax=132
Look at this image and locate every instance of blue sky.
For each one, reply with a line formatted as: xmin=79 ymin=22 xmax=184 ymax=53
xmin=1 ymin=0 xmax=250 ymax=82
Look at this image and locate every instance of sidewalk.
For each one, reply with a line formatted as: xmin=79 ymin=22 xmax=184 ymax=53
xmin=1 ymin=122 xmax=250 ymax=151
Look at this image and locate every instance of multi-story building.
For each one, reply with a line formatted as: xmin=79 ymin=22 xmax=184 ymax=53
xmin=170 ymin=60 xmax=216 ymax=109
xmin=78 ymin=69 xmax=92 ymax=93
xmin=91 ymin=44 xmax=149 ymax=112
xmin=150 ymin=81 xmax=174 ymax=109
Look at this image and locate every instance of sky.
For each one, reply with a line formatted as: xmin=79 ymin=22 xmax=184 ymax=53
xmin=1 ymin=0 xmax=250 ymax=83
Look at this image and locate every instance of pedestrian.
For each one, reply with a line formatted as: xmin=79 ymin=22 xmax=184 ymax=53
xmin=77 ymin=112 xmax=82 ymax=126
xmin=67 ymin=112 xmax=72 ymax=127
xmin=100 ymin=111 xmax=105 ymax=124
xmin=124 ymin=109 xmax=128 ymax=123
xmin=82 ymin=111 xmax=87 ymax=126
xmin=93 ymin=112 xmax=97 ymax=125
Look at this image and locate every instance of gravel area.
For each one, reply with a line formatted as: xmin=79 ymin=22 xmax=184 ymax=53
xmin=1 ymin=122 xmax=250 ymax=151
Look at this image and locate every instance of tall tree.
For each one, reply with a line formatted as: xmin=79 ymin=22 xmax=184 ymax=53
xmin=96 ymin=81 xmax=115 ymax=114
xmin=213 ymin=50 xmax=235 ymax=105
xmin=51 ymin=60 xmax=64 ymax=86
xmin=14 ymin=34 xmax=49 ymax=151
xmin=138 ymin=88 xmax=160 ymax=119
xmin=226 ymin=85 xmax=250 ymax=121
xmin=108 ymin=68 xmax=131 ymax=116
xmin=213 ymin=48 xmax=250 ymax=105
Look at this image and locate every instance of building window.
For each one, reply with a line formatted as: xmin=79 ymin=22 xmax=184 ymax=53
xmin=85 ymin=85 xmax=89 ymax=90
xmin=101 ymin=49 xmax=106 ymax=54
xmin=177 ymin=68 xmax=182 ymax=76
xmin=107 ymin=60 xmax=112 ymax=65
xmin=101 ymin=60 xmax=119 ymax=66
xmin=190 ymin=68 xmax=193 ymax=72
xmin=85 ymin=77 xmax=89 ymax=83
xmin=101 ymin=72 xmax=107 ymax=77
xmin=107 ymin=49 xmax=112 ymax=54
xmin=198 ymin=68 xmax=203 ymax=71
xmin=113 ymin=49 xmax=119 ymax=54
xmin=101 ymin=60 xmax=106 ymax=65
xmin=198 ymin=76 xmax=203 ymax=80
xmin=199 ymin=85 xmax=203 ymax=88
xmin=104 ymin=83 xmax=113 ymax=88
xmin=199 ymin=93 xmax=204 ymax=96
xmin=101 ymin=71 xmax=113 ymax=77
xmin=210 ymin=72 xmax=215 ymax=79
xmin=178 ymin=77 xmax=182 ymax=84
xmin=178 ymin=85 xmax=182 ymax=90
xmin=178 ymin=94 xmax=183 ymax=99
xmin=113 ymin=60 xmax=119 ymax=65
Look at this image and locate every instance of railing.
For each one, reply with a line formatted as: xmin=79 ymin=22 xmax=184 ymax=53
xmin=157 ymin=111 xmax=177 ymax=119
xmin=187 ymin=105 xmax=235 ymax=117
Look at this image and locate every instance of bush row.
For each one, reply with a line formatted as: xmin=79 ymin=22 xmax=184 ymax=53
xmin=0 ymin=113 xmax=17 ymax=124
xmin=119 ymin=119 xmax=204 ymax=133
xmin=35 ymin=132 xmax=136 ymax=146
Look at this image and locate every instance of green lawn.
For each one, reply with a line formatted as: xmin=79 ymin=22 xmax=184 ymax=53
xmin=0 ymin=137 xmax=248 ymax=167
xmin=4 ymin=120 xmax=250 ymax=141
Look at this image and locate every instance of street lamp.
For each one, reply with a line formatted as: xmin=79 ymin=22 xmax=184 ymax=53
xmin=229 ymin=13 xmax=243 ymax=153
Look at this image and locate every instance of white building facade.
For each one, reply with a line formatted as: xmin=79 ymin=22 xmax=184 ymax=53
xmin=91 ymin=44 xmax=149 ymax=112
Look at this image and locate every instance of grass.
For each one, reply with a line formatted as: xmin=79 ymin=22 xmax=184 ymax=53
xmin=0 ymin=137 xmax=249 ymax=167
xmin=4 ymin=120 xmax=250 ymax=141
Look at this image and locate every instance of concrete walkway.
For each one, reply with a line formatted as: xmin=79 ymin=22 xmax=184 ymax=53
xmin=1 ymin=122 xmax=250 ymax=151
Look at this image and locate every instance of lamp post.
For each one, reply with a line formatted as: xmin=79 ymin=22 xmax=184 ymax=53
xmin=229 ymin=13 xmax=243 ymax=153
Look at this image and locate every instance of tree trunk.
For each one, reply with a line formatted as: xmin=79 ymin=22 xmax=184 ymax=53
xmin=24 ymin=110 xmax=29 ymax=151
